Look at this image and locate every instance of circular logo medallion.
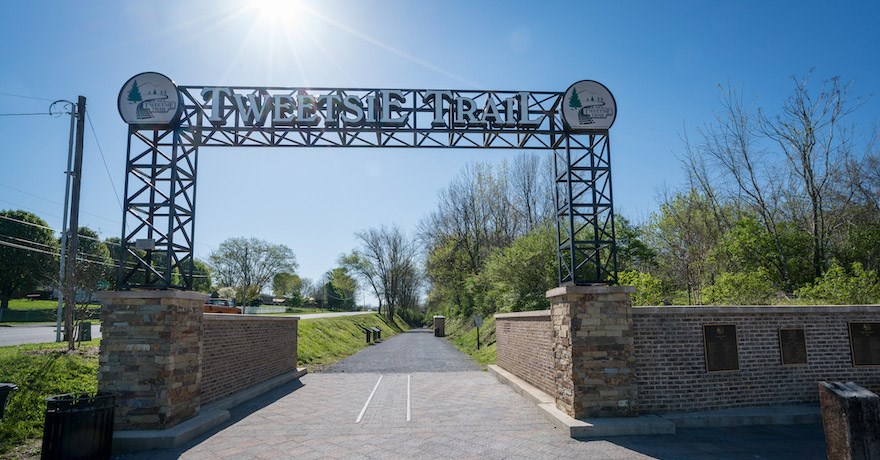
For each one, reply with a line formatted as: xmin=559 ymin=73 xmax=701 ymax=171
xmin=118 ymin=72 xmax=182 ymax=127
xmin=562 ymin=80 xmax=616 ymax=132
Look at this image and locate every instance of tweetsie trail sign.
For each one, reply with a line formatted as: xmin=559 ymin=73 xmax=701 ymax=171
xmin=116 ymin=72 xmax=618 ymax=289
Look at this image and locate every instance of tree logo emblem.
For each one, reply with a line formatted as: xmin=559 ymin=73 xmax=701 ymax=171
xmin=562 ymin=80 xmax=617 ymax=132
xmin=118 ymin=72 xmax=182 ymax=127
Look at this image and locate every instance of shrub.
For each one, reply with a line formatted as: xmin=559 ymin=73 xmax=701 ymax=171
xmin=617 ymin=270 xmax=665 ymax=306
xmin=702 ymin=269 xmax=776 ymax=305
xmin=795 ymin=262 xmax=880 ymax=305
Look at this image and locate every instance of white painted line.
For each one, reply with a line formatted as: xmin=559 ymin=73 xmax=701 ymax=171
xmin=407 ymin=374 xmax=411 ymax=422
xmin=356 ymin=375 xmax=383 ymax=423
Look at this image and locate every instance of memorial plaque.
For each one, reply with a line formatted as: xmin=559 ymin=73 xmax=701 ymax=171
xmin=849 ymin=322 xmax=880 ymax=367
xmin=779 ymin=328 xmax=808 ymax=365
xmin=703 ymin=324 xmax=739 ymax=372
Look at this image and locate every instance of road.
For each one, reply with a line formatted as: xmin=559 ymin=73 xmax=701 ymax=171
xmin=0 ymin=311 xmax=373 ymax=346
xmin=0 ymin=323 xmax=102 ymax=346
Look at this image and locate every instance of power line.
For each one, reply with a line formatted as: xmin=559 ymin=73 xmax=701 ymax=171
xmin=0 ymin=191 xmax=122 ymax=225
xmin=0 ymin=238 xmax=209 ymax=277
xmin=0 ymin=183 xmax=63 ymax=206
xmin=0 ymin=91 xmax=55 ymax=102
xmin=0 ymin=214 xmax=119 ymax=246
xmin=85 ymin=112 xmax=123 ymax=211
xmin=0 ymin=112 xmax=50 ymax=117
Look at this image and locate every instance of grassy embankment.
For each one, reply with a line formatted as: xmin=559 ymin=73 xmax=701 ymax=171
xmin=297 ymin=313 xmax=409 ymax=370
xmin=0 ymin=313 xmax=408 ymax=457
xmin=442 ymin=315 xmax=497 ymax=366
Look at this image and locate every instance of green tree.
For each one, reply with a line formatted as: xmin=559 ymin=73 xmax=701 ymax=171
xmin=326 ymin=267 xmax=357 ymax=310
xmin=0 ymin=210 xmax=58 ymax=310
xmin=616 ymin=215 xmax=656 ymax=272
xmin=617 ymin=270 xmax=666 ymax=306
xmin=272 ymin=272 xmax=302 ymax=298
xmin=191 ymin=259 xmax=213 ymax=293
xmin=208 ymin=237 xmax=297 ymax=306
xmin=702 ymin=269 xmax=776 ymax=305
xmin=646 ymin=190 xmax=726 ymax=304
xmin=569 ymin=89 xmax=582 ymax=109
xmin=127 ymin=80 xmax=142 ymax=102
xmin=795 ymin=261 xmax=880 ymax=305
xmin=480 ymin=224 xmax=556 ymax=313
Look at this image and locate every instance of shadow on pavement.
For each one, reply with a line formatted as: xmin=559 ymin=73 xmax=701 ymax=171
xmin=115 ymin=379 xmax=307 ymax=459
xmin=579 ymin=424 xmax=827 ymax=459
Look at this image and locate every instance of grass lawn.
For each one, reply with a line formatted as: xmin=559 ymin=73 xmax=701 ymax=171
xmin=1 ymin=299 xmax=101 ymax=325
xmin=0 ymin=340 xmax=100 ymax=458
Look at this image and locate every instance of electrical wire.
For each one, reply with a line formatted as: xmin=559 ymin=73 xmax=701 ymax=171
xmin=85 ymin=112 xmax=123 ymax=211
xmin=0 ymin=112 xmax=49 ymax=117
xmin=0 ymin=239 xmax=209 ymax=277
xmin=0 ymin=183 xmax=122 ymax=225
xmin=0 ymin=91 xmax=55 ymax=102
xmin=0 ymin=214 xmax=118 ymax=246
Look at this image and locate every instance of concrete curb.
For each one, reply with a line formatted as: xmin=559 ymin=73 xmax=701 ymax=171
xmin=487 ymin=365 xmax=675 ymax=437
xmin=488 ymin=364 xmax=822 ymax=438
xmin=113 ymin=367 xmax=307 ymax=452
xmin=661 ymin=404 xmax=821 ymax=428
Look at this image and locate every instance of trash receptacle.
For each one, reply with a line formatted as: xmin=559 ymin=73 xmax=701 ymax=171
xmin=41 ymin=392 xmax=115 ymax=460
xmin=0 ymin=383 xmax=17 ymax=419
xmin=433 ymin=315 xmax=446 ymax=337
xmin=79 ymin=322 xmax=92 ymax=341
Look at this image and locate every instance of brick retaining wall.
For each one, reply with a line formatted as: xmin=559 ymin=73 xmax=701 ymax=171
xmin=201 ymin=314 xmax=299 ymax=405
xmin=495 ymin=302 xmax=880 ymax=416
xmin=496 ymin=310 xmax=555 ymax=396
xmin=632 ymin=305 xmax=880 ymax=413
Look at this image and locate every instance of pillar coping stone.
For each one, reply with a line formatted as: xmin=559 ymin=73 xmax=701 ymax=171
xmin=546 ymin=285 xmax=636 ymax=299
xmin=99 ymin=290 xmax=210 ymax=302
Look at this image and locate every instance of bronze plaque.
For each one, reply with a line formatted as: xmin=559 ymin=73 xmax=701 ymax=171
xmin=779 ymin=328 xmax=808 ymax=365
xmin=703 ymin=324 xmax=739 ymax=372
xmin=849 ymin=322 xmax=880 ymax=366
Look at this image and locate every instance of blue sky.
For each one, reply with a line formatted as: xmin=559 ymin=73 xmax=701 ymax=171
xmin=1 ymin=0 xmax=878 ymax=294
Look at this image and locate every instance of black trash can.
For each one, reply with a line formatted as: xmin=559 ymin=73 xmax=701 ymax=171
xmin=41 ymin=392 xmax=115 ymax=460
xmin=0 ymin=383 xmax=17 ymax=419
xmin=79 ymin=322 xmax=91 ymax=341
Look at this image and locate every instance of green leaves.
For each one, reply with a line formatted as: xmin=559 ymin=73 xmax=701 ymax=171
xmin=796 ymin=262 xmax=880 ymax=305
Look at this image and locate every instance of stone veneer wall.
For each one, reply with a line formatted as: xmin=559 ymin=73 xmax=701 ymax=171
xmin=547 ymin=286 xmax=638 ymax=418
xmin=98 ymin=291 xmax=207 ymax=430
xmin=632 ymin=305 xmax=880 ymax=414
xmin=495 ymin=310 xmax=554 ymax=396
xmin=200 ymin=314 xmax=299 ymax=405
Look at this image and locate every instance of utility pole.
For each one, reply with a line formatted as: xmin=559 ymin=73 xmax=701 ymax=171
xmin=54 ymin=100 xmax=77 ymax=342
xmin=63 ymin=96 xmax=86 ymax=350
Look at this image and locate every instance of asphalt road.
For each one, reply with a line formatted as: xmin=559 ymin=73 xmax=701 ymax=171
xmin=0 ymin=311 xmax=374 ymax=347
xmin=0 ymin=323 xmax=101 ymax=346
xmin=324 ymin=328 xmax=480 ymax=373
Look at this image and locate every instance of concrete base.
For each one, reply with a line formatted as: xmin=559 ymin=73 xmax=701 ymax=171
xmin=662 ymin=404 xmax=821 ymax=428
xmin=488 ymin=365 xmax=819 ymax=438
xmin=488 ymin=365 xmax=675 ymax=437
xmin=113 ymin=368 xmax=307 ymax=452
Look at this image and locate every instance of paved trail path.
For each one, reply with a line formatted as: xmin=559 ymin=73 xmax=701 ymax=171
xmin=118 ymin=330 xmax=826 ymax=459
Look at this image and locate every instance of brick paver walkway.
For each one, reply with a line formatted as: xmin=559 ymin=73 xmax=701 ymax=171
xmin=117 ymin=330 xmax=826 ymax=459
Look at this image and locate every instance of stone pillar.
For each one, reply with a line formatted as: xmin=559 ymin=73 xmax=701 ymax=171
xmin=547 ymin=285 xmax=637 ymax=419
xmin=98 ymin=290 xmax=208 ymax=430
xmin=819 ymin=381 xmax=880 ymax=460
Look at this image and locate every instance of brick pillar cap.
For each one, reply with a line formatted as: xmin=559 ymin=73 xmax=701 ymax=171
xmin=98 ymin=290 xmax=210 ymax=302
xmin=546 ymin=285 xmax=636 ymax=298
